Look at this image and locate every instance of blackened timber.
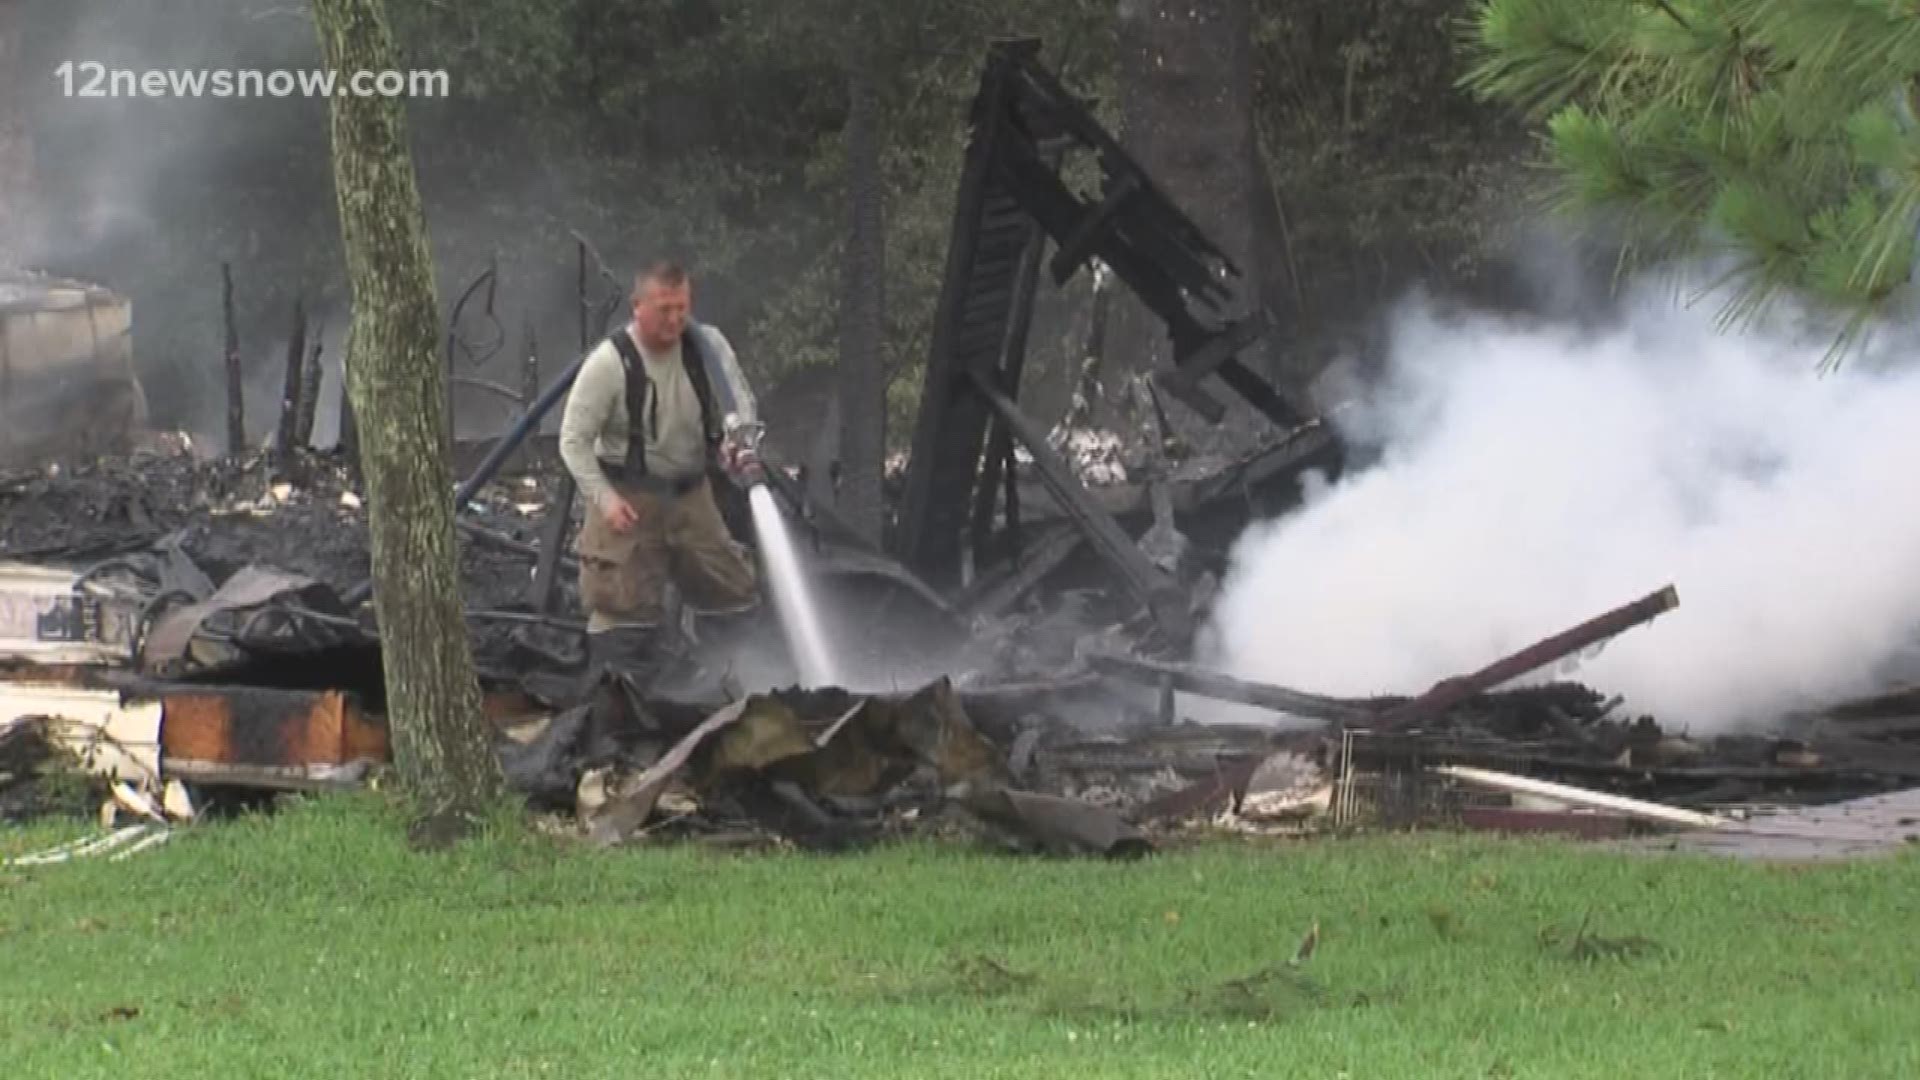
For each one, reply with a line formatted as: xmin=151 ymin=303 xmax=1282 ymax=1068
xmin=970 ymin=224 xmax=1048 ymax=566
xmin=1003 ymin=52 xmax=1238 ymax=314
xmin=1163 ymin=315 xmax=1267 ymax=396
xmin=1082 ymin=648 xmax=1367 ymax=724
xmin=1049 ymin=172 xmax=1140 ymax=282
xmin=526 ymin=475 xmax=575 ymax=614
xmin=275 ymin=296 xmax=308 ymax=462
xmin=970 ymin=413 xmax=1008 ymax=563
xmin=970 ymin=370 xmax=1191 ymax=640
xmin=896 ymin=39 xmax=1322 ymax=587
xmin=222 ymin=263 xmax=245 ymax=456
xmin=997 ymin=138 xmax=1201 ymax=332
xmin=1155 ymin=370 xmax=1227 ymax=423
xmin=1373 ymin=586 xmax=1682 ymax=732
xmin=955 ymin=524 xmax=1082 ymax=618
xmin=896 ymin=44 xmax=1038 ymax=588
xmin=1205 ymin=353 xmax=1304 ymax=429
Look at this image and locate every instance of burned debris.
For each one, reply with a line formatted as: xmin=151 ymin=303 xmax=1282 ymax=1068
xmin=6 ymin=41 xmax=1920 ymax=862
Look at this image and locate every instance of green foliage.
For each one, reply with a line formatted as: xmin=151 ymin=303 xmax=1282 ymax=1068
xmin=380 ymin=0 xmax=1110 ymax=441
xmin=1250 ymin=0 xmax=1532 ymax=349
xmin=1462 ymin=0 xmax=1920 ymax=357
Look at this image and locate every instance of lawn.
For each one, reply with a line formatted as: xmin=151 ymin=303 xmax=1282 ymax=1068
xmin=3 ymin=795 xmax=1916 ymax=1079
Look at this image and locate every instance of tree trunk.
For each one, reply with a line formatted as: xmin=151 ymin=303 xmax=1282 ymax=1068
xmin=1113 ymin=0 xmax=1267 ymax=415
xmin=310 ymin=0 xmax=502 ymax=817
xmin=0 ymin=10 xmax=35 ymax=264
xmin=836 ymin=62 xmax=887 ymax=543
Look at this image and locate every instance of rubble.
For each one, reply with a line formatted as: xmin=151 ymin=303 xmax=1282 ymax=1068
xmin=7 ymin=454 xmax=1920 ymax=859
xmin=5 ymin=42 xmax=1919 ymax=862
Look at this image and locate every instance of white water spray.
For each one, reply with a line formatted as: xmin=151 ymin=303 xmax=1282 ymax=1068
xmin=748 ymin=484 xmax=839 ymax=687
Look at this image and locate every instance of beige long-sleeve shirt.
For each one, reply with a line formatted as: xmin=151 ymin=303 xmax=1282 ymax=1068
xmin=558 ymin=322 xmax=756 ymax=510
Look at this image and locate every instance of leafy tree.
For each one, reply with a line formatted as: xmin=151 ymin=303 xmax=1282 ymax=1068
xmin=1461 ymin=0 xmax=1920 ymax=355
xmin=311 ymin=0 xmax=505 ymax=822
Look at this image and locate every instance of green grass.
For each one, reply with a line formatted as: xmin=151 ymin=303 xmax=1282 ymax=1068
xmin=3 ymin=796 xmax=1917 ymax=1079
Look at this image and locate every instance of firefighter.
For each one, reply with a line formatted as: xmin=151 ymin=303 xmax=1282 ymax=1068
xmin=557 ymin=260 xmax=765 ymax=686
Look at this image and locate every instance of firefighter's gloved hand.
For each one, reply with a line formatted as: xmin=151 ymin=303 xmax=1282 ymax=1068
xmin=719 ymin=417 xmax=768 ymax=489
xmin=719 ymin=436 xmax=766 ymax=489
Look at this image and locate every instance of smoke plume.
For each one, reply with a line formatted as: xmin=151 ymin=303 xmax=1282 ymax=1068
xmin=1203 ymin=281 xmax=1920 ymax=732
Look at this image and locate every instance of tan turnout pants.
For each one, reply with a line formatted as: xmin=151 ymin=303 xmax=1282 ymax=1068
xmin=576 ymin=475 xmax=759 ymax=629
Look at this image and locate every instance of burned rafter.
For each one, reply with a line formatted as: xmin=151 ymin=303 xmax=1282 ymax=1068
xmin=894 ymin=39 xmax=1321 ymax=637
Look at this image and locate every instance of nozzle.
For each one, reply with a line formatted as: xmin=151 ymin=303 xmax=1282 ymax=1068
xmin=724 ymin=413 xmax=769 ymax=488
xmin=724 ymin=413 xmax=766 ymax=449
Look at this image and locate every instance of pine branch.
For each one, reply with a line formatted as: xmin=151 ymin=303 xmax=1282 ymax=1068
xmin=1734 ymin=0 xmax=1920 ymax=96
xmin=1648 ymin=0 xmax=1690 ymax=32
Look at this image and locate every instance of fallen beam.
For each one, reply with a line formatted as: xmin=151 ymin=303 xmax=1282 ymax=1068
xmin=1372 ymin=586 xmax=1680 ymax=732
xmin=969 ymin=371 xmax=1191 ymax=640
xmin=953 ymin=524 xmax=1082 ymax=619
xmin=527 ymin=474 xmax=577 ymax=614
xmin=1081 ymin=648 xmax=1366 ymax=725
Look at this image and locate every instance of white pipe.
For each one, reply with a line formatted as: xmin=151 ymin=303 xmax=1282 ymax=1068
xmin=1434 ymin=765 xmax=1728 ymax=829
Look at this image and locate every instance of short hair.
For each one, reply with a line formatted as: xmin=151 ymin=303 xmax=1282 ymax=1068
xmin=633 ymin=261 xmax=689 ymax=299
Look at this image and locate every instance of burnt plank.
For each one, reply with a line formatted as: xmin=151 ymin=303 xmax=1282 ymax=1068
xmin=970 ymin=370 xmax=1190 ymax=640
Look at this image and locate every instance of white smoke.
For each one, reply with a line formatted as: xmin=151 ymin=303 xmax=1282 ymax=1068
xmin=1203 ymin=282 xmax=1920 ymax=732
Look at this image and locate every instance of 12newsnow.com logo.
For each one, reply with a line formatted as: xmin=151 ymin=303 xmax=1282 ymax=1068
xmin=55 ymin=61 xmax=450 ymax=100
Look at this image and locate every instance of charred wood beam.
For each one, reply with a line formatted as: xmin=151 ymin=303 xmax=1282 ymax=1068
xmin=1156 ymin=317 xmax=1310 ymax=429
xmin=1372 ymin=586 xmax=1682 ymax=732
xmin=1204 ymin=348 xmax=1310 ymax=430
xmin=443 ymin=262 xmax=499 ymax=451
xmin=998 ymin=43 xmax=1239 ymax=313
xmin=970 ymin=416 xmax=1008 ymax=563
xmin=1048 ymin=172 xmax=1139 ymax=282
xmin=1170 ymin=315 xmax=1266 ymax=388
xmin=971 ymin=221 xmax=1049 ymax=567
xmin=294 ymin=327 xmax=324 ymax=450
xmin=1130 ymin=754 xmax=1262 ymax=824
xmin=896 ymin=48 xmax=1028 ymax=586
xmin=222 ymin=263 xmax=245 ymax=456
xmin=1082 ymin=648 xmax=1367 ymax=724
xmin=1346 ymin=735 xmax=1898 ymax=787
xmin=274 ymin=296 xmax=308 ymax=462
xmin=526 ymin=478 xmax=576 ymax=615
xmin=1153 ymin=369 xmax=1227 ymax=424
xmin=969 ymin=371 xmax=1190 ymax=640
xmin=953 ymin=523 xmax=1082 ymax=619
xmin=996 ymin=137 xmax=1201 ymax=337
xmin=994 ymin=136 xmax=1303 ymax=431
xmin=458 ymin=519 xmax=566 ymax=566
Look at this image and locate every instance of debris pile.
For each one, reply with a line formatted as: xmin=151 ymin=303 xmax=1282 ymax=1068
xmin=8 ymin=470 xmax=1918 ymax=861
xmin=8 ymin=42 xmax=1919 ymax=862
xmin=0 ymin=445 xmax=544 ymax=614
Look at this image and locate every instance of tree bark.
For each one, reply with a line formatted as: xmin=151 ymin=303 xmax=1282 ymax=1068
xmin=311 ymin=0 xmax=502 ymax=816
xmin=0 ymin=10 xmax=35 ymax=265
xmin=836 ymin=62 xmax=888 ymax=543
